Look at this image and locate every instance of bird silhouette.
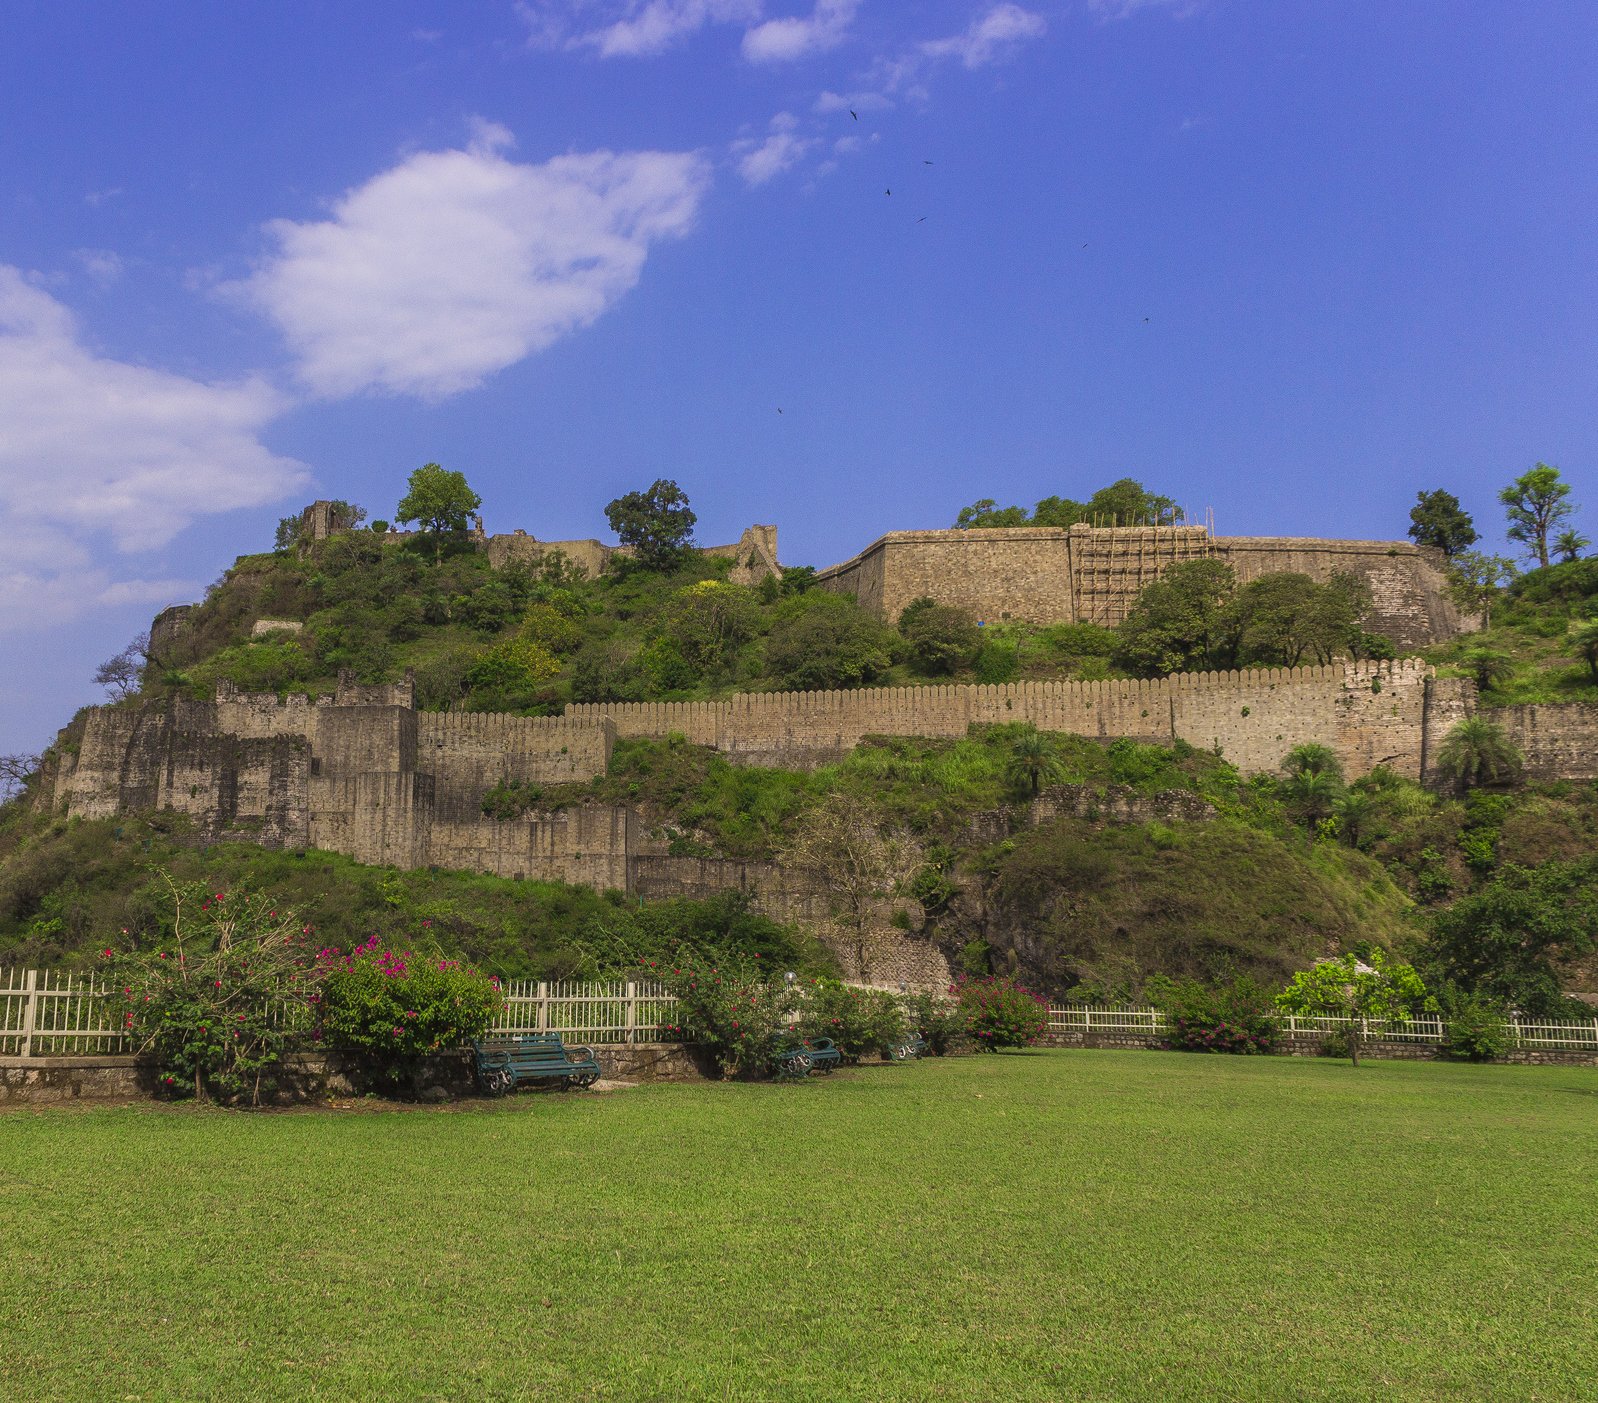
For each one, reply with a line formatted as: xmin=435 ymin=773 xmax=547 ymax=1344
xmin=885 ymin=187 xmax=891 ymax=195
xmin=849 ymin=109 xmax=858 ymax=120
xmin=916 ymin=216 xmax=927 ymax=223
xmin=923 ymin=160 xmax=933 ymax=165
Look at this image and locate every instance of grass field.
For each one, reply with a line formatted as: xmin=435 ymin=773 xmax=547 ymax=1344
xmin=2 ymin=1051 xmax=1596 ymax=1402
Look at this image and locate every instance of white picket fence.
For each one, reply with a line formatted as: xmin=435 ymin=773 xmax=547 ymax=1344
xmin=1047 ymin=1003 xmax=1598 ymax=1051
xmin=5 ymin=969 xmax=1598 ymax=1058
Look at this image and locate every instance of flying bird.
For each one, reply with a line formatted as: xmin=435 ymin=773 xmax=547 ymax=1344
xmin=885 ymin=187 xmax=891 ymax=195
xmin=923 ymin=160 xmax=934 ymax=165
xmin=916 ymin=216 xmax=927 ymax=223
xmin=849 ymin=109 xmax=858 ymax=120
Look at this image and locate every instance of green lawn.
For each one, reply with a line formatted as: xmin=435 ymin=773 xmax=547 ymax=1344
xmin=2 ymin=1052 xmax=1595 ymax=1402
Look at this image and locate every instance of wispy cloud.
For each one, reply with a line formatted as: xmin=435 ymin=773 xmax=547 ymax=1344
xmin=229 ymin=124 xmax=711 ymax=400
xmin=742 ymin=0 xmax=858 ymax=64
xmin=1086 ymin=0 xmax=1207 ymax=19
xmin=920 ymin=4 xmax=1046 ymax=69
xmin=0 ymin=266 xmax=304 ymax=631
xmin=733 ymin=112 xmax=820 ymax=185
xmin=521 ymin=0 xmax=761 ymax=58
xmin=73 ymin=249 xmax=124 ymax=288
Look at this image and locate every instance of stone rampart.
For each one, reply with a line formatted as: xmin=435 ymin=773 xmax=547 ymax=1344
xmin=813 ymin=523 xmax=1467 ymax=647
xmin=1497 ymin=703 xmax=1598 ymax=782
xmin=571 ymin=660 xmax=1437 ymax=779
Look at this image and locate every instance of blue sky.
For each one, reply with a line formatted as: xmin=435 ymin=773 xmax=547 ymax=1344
xmin=1 ymin=0 xmax=1595 ymax=755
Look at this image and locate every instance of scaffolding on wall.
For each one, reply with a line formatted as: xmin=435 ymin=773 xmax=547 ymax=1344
xmin=1068 ymin=510 xmax=1217 ymax=627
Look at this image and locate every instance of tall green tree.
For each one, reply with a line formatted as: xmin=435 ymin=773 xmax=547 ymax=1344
xmin=1407 ymin=489 xmax=1477 ymax=557
xmin=605 ymin=479 xmax=697 ymax=569
xmin=396 ymin=463 xmax=482 ymax=563
xmin=1276 ymin=949 xmax=1435 ymax=1065
xmin=1571 ymin=620 xmax=1598 ymax=681
xmin=1500 ymin=463 xmax=1576 ymax=568
xmin=1445 ymin=551 xmax=1517 ymax=626
xmin=1113 ymin=559 xmax=1237 ymax=675
xmin=1005 ymin=727 xmax=1066 ymax=797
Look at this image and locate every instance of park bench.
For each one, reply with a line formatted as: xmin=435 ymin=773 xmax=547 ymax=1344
xmin=774 ymin=1036 xmax=842 ymax=1080
xmin=889 ymin=1034 xmax=928 ymax=1062
xmin=473 ymin=1033 xmax=602 ymax=1095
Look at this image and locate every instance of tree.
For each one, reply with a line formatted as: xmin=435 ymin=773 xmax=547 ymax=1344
xmin=1284 ymin=770 xmax=1341 ymax=832
xmin=1429 ymin=860 xmax=1598 ymax=1014
xmin=780 ymin=793 xmax=923 ymax=978
xmin=93 ymin=632 xmax=149 ymax=700
xmin=1298 ymin=571 xmax=1374 ymax=664
xmin=1572 ymin=621 xmax=1598 ymax=681
xmin=0 ymin=752 xmax=40 ymax=803
xmin=1331 ymin=789 xmax=1375 ymax=848
xmin=396 ymin=463 xmax=482 ymax=563
xmin=1276 ymin=949 xmax=1435 ymax=1065
xmin=954 ymin=498 xmax=1030 ymax=529
xmin=1114 ymin=559 xmax=1237 ymax=676
xmin=900 ymin=601 xmax=981 ymax=675
xmin=1459 ymin=648 xmax=1517 ymax=695
xmin=658 ymin=581 xmax=760 ymax=680
xmin=1084 ymin=478 xmax=1183 ymax=527
xmin=765 ymin=593 xmax=895 ymax=690
xmin=1445 ymin=551 xmax=1517 ymax=627
xmin=1407 ymin=490 xmax=1477 ymax=558
xmin=1282 ymin=743 xmax=1343 ymax=781
xmin=1554 ymin=528 xmax=1590 ymax=563
xmin=1433 ymin=717 xmax=1522 ymax=792
xmin=1229 ymin=572 xmax=1324 ymax=667
xmin=1500 ymin=463 xmax=1576 ymax=568
xmin=605 ymin=479 xmax=696 ymax=570
xmin=1005 ymin=726 xmax=1066 ymax=797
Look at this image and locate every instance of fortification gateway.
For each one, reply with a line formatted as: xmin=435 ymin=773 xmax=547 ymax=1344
xmin=813 ymin=522 xmax=1471 ymax=648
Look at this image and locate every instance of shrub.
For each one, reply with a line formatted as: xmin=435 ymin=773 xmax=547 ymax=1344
xmin=107 ymin=875 xmax=327 ymax=1105
xmin=953 ymin=974 xmax=1049 ymax=1049
xmin=796 ymin=980 xmax=907 ymax=1061
xmin=318 ymin=936 xmax=502 ymax=1085
xmin=1152 ymin=977 xmax=1281 ymax=1055
xmin=1440 ymin=990 xmax=1512 ymax=1062
xmin=899 ymin=991 xmax=964 ymax=1054
xmin=655 ymin=951 xmax=793 ymax=1076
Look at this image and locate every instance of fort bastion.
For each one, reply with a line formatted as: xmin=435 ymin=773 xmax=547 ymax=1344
xmin=813 ymin=522 xmax=1470 ymax=648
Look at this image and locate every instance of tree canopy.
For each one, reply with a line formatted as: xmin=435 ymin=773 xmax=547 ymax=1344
xmin=954 ymin=478 xmax=1182 ymax=530
xmin=1407 ymin=489 xmax=1477 ymax=557
xmin=396 ymin=464 xmax=481 ymax=562
xmin=605 ymin=479 xmax=697 ymax=570
xmin=1500 ymin=463 xmax=1576 ymax=569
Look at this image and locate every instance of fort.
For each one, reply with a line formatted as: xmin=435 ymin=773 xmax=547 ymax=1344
xmin=813 ymin=523 xmax=1469 ymax=647
xmin=41 ymin=501 xmax=1591 ymax=984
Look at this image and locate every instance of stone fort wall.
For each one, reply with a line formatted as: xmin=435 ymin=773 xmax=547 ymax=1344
xmin=812 ymin=523 xmax=1469 ymax=648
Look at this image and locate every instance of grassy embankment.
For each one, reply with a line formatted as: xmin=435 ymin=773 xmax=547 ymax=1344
xmin=3 ymin=1051 xmax=1595 ymax=1402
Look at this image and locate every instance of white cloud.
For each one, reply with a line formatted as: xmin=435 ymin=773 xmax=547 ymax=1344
xmin=1087 ymin=0 xmax=1205 ymax=18
xmin=920 ymin=4 xmax=1046 ymax=69
xmin=737 ymin=131 xmax=817 ymax=185
xmin=231 ymin=128 xmax=711 ymax=400
xmin=814 ymin=89 xmax=893 ymax=115
xmin=0 ymin=268 xmax=305 ymax=633
xmin=74 ymin=249 xmax=124 ymax=288
xmin=523 ymin=1 xmax=761 ymax=58
xmin=741 ymin=0 xmax=858 ymax=63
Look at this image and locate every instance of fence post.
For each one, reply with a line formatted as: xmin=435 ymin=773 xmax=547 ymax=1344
xmin=625 ymin=982 xmax=638 ymax=1045
xmin=19 ymin=968 xmax=38 ymax=1059
xmin=537 ymin=982 xmax=548 ymax=1033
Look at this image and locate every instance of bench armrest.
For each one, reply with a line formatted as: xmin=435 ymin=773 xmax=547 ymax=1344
xmin=568 ymin=1045 xmax=597 ymax=1065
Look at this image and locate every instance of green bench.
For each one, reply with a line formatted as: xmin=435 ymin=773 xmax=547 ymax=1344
xmin=889 ymin=1034 xmax=928 ymax=1062
xmin=473 ymin=1033 xmax=602 ymax=1095
xmin=774 ymin=1037 xmax=842 ymax=1080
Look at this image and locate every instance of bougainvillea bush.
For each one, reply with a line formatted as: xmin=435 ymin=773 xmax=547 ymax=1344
xmin=317 ymin=936 xmax=502 ymax=1083
xmin=953 ymin=975 xmax=1049 ymax=1049
xmin=107 ymin=875 xmax=326 ymax=1105
xmin=654 ymin=951 xmax=794 ymax=1076
xmin=796 ymin=979 xmax=908 ymax=1061
xmin=1153 ymin=977 xmax=1281 ymax=1055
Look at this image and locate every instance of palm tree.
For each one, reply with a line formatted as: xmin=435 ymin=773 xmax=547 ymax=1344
xmin=1282 ymin=742 xmax=1344 ymax=782
xmin=1005 ymin=727 xmax=1065 ymax=797
xmin=1554 ymin=528 xmax=1590 ymax=563
xmin=1572 ymin=621 xmax=1598 ymax=682
xmin=1460 ymin=648 xmax=1517 ymax=695
xmin=1285 ymin=770 xmax=1341 ymax=831
xmin=1331 ymin=789 xmax=1375 ymax=848
xmin=1433 ymin=718 xmax=1523 ymax=792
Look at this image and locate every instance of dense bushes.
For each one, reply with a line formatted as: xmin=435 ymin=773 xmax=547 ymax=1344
xmin=795 ymin=980 xmax=907 ymax=1061
xmin=1150 ymin=977 xmax=1281 ymax=1054
xmin=953 ymin=975 xmax=1049 ymax=1049
xmin=317 ymin=936 xmax=502 ymax=1082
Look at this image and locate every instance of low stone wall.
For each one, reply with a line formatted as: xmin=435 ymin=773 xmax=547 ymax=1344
xmin=0 ymin=1043 xmax=707 ymax=1106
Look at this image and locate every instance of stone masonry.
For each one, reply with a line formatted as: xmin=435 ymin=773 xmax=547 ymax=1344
xmin=812 ymin=522 xmax=1470 ymax=648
